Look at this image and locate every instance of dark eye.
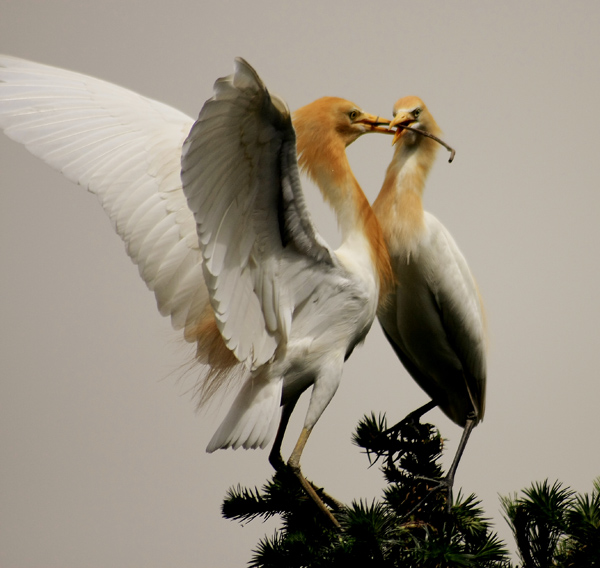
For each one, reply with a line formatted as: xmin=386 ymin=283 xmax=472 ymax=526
xmin=413 ymin=108 xmax=421 ymax=118
xmin=348 ymin=110 xmax=359 ymax=121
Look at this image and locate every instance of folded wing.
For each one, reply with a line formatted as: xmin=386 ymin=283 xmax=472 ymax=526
xmin=425 ymin=213 xmax=487 ymax=418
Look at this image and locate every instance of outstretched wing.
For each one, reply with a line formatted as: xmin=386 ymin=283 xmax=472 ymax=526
xmin=0 ymin=55 xmax=208 ymax=339
xmin=181 ymin=58 xmax=335 ymax=369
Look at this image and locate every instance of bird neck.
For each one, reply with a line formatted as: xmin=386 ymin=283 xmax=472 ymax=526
xmin=373 ymin=136 xmax=439 ymax=253
xmin=296 ymin=130 xmax=394 ymax=300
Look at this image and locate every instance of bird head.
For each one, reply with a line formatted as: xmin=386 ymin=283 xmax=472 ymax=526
xmin=390 ymin=96 xmax=441 ymax=146
xmin=294 ymin=97 xmax=393 ymax=148
xmin=293 ymin=97 xmax=392 ymax=180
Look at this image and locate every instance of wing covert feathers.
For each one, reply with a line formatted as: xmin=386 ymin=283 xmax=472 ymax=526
xmin=0 ymin=55 xmax=238 ymax=394
xmin=181 ymin=58 xmax=333 ymax=369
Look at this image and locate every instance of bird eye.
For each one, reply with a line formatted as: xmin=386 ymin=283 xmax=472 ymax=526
xmin=348 ymin=110 xmax=359 ymax=121
xmin=413 ymin=108 xmax=421 ymax=118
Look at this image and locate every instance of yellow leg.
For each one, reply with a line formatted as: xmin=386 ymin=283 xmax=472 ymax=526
xmin=288 ymin=427 xmax=341 ymax=529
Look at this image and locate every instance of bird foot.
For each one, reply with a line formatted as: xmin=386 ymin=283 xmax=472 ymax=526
xmin=308 ymin=481 xmax=344 ymax=512
xmin=414 ymin=474 xmax=455 ymax=512
xmin=398 ymin=475 xmax=455 ymax=519
xmin=288 ymin=461 xmax=342 ymax=530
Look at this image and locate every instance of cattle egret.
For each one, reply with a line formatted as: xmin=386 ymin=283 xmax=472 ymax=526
xmin=182 ymin=60 xmax=394 ymax=526
xmin=0 ymin=56 xmax=394 ymax=526
xmin=373 ymin=96 xmax=486 ymax=503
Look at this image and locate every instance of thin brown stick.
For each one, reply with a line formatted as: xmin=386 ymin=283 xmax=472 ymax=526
xmin=396 ymin=124 xmax=456 ymax=163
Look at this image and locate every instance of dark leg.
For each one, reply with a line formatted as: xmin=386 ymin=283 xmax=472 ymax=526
xmin=443 ymin=414 xmax=476 ymax=509
xmin=386 ymin=399 xmax=437 ymax=436
xmin=405 ymin=399 xmax=438 ymax=423
xmin=269 ymin=400 xmax=297 ymax=471
xmin=413 ymin=412 xmax=477 ymax=512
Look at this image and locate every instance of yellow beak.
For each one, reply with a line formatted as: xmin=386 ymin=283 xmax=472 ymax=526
xmin=390 ymin=112 xmax=414 ymax=145
xmin=356 ymin=113 xmax=394 ymax=135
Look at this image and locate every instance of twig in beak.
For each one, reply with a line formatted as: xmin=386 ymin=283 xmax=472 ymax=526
xmin=395 ymin=124 xmax=456 ymax=163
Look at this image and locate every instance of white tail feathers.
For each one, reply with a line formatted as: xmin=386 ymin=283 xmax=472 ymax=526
xmin=206 ymin=373 xmax=282 ymax=452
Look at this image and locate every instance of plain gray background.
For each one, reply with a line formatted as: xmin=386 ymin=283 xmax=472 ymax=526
xmin=1 ymin=1 xmax=599 ymax=565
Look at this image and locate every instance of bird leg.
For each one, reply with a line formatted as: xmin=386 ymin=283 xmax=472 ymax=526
xmin=385 ymin=399 xmax=438 ymax=436
xmin=414 ymin=413 xmax=477 ymax=512
xmin=268 ymin=400 xmax=297 ymax=471
xmin=288 ymin=427 xmax=342 ymax=529
xmin=387 ymin=405 xmax=477 ymax=514
xmin=269 ymin=405 xmax=343 ymax=521
xmin=442 ymin=414 xmax=477 ymax=508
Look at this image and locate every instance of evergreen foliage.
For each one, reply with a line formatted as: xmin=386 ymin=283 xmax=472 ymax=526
xmin=223 ymin=413 xmax=508 ymax=567
xmin=501 ymin=478 xmax=600 ymax=567
xmin=221 ymin=412 xmax=600 ymax=567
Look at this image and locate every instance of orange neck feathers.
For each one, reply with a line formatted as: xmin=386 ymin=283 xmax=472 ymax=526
xmin=373 ymin=133 xmax=440 ymax=253
xmin=293 ymin=99 xmax=394 ymax=299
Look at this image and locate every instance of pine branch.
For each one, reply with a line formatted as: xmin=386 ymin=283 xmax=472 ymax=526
xmin=220 ymin=414 xmax=600 ymax=567
xmin=222 ymin=412 xmax=510 ymax=567
xmin=501 ymin=477 xmax=600 ymax=567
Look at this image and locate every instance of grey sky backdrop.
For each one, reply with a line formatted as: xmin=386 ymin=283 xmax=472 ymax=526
xmin=1 ymin=1 xmax=599 ymax=566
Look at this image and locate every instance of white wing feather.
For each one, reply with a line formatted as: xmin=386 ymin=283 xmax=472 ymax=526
xmin=381 ymin=212 xmax=486 ymax=424
xmin=182 ymin=58 xmax=334 ymax=369
xmin=424 ymin=213 xmax=486 ymax=401
xmin=0 ymin=55 xmax=208 ymax=339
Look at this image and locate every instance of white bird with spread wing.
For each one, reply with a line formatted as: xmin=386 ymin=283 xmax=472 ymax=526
xmin=0 ymin=56 xmax=393 ymax=525
xmin=373 ymin=96 xmax=486 ymax=499
xmin=182 ymin=61 xmax=394 ymax=524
